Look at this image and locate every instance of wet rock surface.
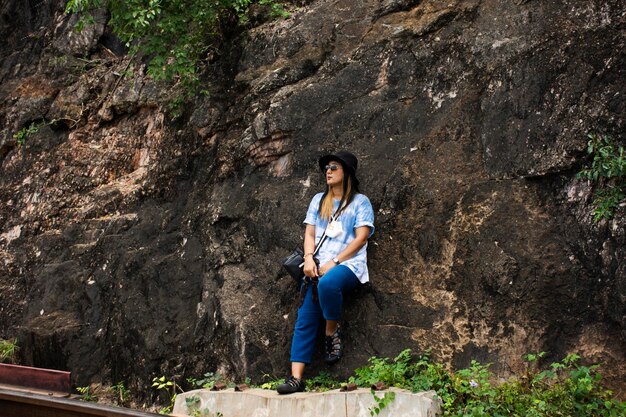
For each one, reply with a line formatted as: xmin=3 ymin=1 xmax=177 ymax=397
xmin=0 ymin=0 xmax=624 ymax=398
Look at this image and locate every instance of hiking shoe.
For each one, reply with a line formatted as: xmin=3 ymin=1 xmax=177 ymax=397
xmin=276 ymin=376 xmax=305 ymax=394
xmin=324 ymin=327 xmax=343 ymax=365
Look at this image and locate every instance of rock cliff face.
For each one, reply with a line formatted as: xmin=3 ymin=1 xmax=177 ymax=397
xmin=1 ymin=0 xmax=625 ymax=397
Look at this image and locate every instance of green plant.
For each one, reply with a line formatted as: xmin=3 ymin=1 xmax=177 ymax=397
xmin=65 ymin=0 xmax=288 ymax=90
xmin=591 ymin=187 xmax=625 ymax=222
xmin=258 ymin=373 xmax=285 ymax=390
xmin=185 ymin=396 xmax=222 ymax=417
xmin=345 ymin=349 xmax=625 ymax=417
xmin=152 ymin=375 xmax=182 ymax=414
xmin=167 ymin=93 xmax=186 ymax=120
xmin=350 ymin=348 xmax=415 ymax=388
xmin=110 ymin=381 xmax=130 ymax=406
xmin=77 ymin=385 xmax=97 ymax=402
xmin=50 ymin=54 xmax=69 ymax=68
xmin=445 ymin=360 xmax=500 ymax=416
xmin=175 ymin=351 xmax=625 ymax=416
xmin=369 ymin=390 xmax=396 ymax=416
xmin=258 ymin=0 xmax=290 ymax=19
xmin=187 ymin=371 xmax=241 ymax=392
xmin=12 ymin=123 xmax=39 ymax=146
xmin=185 ymin=395 xmax=201 ymax=415
xmin=0 ymin=339 xmax=18 ymax=363
xmin=524 ymin=351 xmax=547 ymax=363
xmin=188 ymin=372 xmax=223 ymax=390
xmin=577 ymin=133 xmax=626 ymax=221
xmin=305 ymin=371 xmax=342 ymax=392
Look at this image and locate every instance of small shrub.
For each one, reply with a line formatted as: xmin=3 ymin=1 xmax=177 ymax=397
xmin=187 ymin=372 xmax=224 ymax=390
xmin=76 ymin=385 xmax=97 ymax=402
xmin=369 ymin=390 xmax=395 ymax=416
xmin=185 ymin=394 xmax=225 ymax=417
xmin=0 ymin=338 xmax=18 ymax=363
xmin=174 ymin=350 xmax=625 ymax=416
xmin=258 ymin=374 xmax=285 ymax=390
xmin=167 ymin=93 xmax=186 ymax=120
xmin=185 ymin=395 xmax=201 ymax=415
xmin=350 ymin=348 xmax=415 ymax=388
xmin=346 ymin=349 xmax=625 ymax=416
xmin=305 ymin=371 xmax=342 ymax=392
xmin=65 ymin=0 xmax=289 ymax=90
xmin=577 ymin=133 xmax=626 ymax=221
xmin=152 ymin=375 xmax=182 ymax=414
xmin=110 ymin=381 xmax=130 ymax=406
xmin=12 ymin=123 xmax=39 ymax=146
xmin=591 ymin=187 xmax=625 ymax=222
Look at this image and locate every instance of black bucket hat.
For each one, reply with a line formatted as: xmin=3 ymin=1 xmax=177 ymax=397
xmin=319 ymin=151 xmax=360 ymax=189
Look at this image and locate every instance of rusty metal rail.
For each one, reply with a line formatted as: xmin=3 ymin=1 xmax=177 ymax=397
xmin=0 ymin=363 xmax=71 ymax=395
xmin=0 ymin=387 xmax=160 ymax=417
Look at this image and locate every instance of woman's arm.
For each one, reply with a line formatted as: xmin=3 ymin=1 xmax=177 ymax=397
xmin=319 ymin=226 xmax=371 ymax=275
xmin=303 ymin=224 xmax=318 ymax=277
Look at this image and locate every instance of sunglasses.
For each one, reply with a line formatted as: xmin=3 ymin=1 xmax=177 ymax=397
xmin=324 ymin=164 xmax=341 ymax=171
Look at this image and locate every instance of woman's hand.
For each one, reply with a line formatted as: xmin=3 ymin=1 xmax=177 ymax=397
xmin=303 ymin=257 xmax=318 ymax=278
xmin=318 ymin=261 xmax=336 ymax=276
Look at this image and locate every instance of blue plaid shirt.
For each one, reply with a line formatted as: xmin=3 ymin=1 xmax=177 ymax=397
xmin=304 ymin=193 xmax=375 ymax=283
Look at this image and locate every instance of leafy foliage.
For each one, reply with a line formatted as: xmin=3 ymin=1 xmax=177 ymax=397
xmin=65 ymin=0 xmax=288 ymax=89
xmin=76 ymin=385 xmax=98 ymax=402
xmin=305 ymin=371 xmax=342 ymax=392
xmin=110 ymin=381 xmax=131 ymax=406
xmin=153 ymin=350 xmax=624 ymax=416
xmin=369 ymin=391 xmax=396 ymax=416
xmin=0 ymin=338 xmax=18 ymax=363
xmin=257 ymin=373 xmax=285 ymax=390
xmin=350 ymin=349 xmax=452 ymax=411
xmin=185 ymin=395 xmax=224 ymax=417
xmin=577 ymin=133 xmax=626 ymax=221
xmin=152 ymin=375 xmax=182 ymax=414
xmin=186 ymin=371 xmax=236 ymax=390
xmin=12 ymin=123 xmax=39 ymax=146
xmin=185 ymin=395 xmax=201 ymax=414
xmin=345 ymin=349 xmax=626 ymax=417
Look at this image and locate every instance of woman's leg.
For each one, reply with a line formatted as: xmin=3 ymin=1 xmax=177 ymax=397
xmin=291 ymin=362 xmax=305 ymax=380
xmin=289 ymin=283 xmax=322 ymax=366
xmin=317 ymin=266 xmax=360 ymax=364
xmin=278 ymin=284 xmax=321 ymax=394
xmin=317 ymin=265 xmax=360 ymax=331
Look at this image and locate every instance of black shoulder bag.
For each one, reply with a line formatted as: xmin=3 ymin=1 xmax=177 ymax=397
xmin=282 ymin=211 xmax=340 ymax=283
xmin=282 ymin=230 xmax=328 ymax=284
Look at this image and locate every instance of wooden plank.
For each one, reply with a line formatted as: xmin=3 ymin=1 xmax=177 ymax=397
xmin=0 ymin=364 xmax=71 ymax=394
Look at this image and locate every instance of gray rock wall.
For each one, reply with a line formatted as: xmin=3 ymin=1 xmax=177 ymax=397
xmin=0 ymin=0 xmax=624 ymax=397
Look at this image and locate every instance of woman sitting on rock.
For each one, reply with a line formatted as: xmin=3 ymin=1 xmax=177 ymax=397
xmin=277 ymin=151 xmax=375 ymax=394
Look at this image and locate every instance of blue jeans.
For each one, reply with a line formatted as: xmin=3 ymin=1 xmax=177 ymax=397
xmin=290 ymin=265 xmax=360 ymax=364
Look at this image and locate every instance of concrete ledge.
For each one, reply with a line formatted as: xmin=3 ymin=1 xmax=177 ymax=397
xmin=173 ymin=387 xmax=441 ymax=417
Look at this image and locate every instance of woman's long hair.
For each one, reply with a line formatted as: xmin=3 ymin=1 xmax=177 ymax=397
xmin=318 ymin=163 xmax=359 ymax=220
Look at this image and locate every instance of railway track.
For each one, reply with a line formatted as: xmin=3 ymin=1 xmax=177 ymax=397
xmin=0 ymin=387 xmax=160 ymax=417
